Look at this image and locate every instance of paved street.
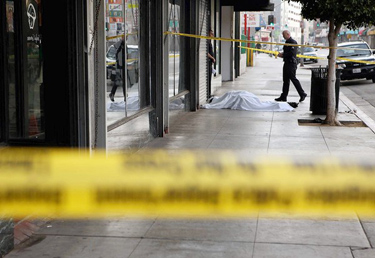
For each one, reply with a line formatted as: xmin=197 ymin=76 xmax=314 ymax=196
xmin=6 ymin=54 xmax=375 ymax=258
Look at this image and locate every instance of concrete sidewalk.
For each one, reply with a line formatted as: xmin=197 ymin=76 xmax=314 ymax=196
xmin=6 ymin=54 xmax=375 ymax=258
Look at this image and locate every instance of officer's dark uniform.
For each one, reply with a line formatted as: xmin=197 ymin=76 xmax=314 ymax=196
xmin=279 ymin=37 xmax=306 ymax=101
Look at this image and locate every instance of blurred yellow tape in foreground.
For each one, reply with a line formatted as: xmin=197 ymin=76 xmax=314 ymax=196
xmin=1 ymin=149 xmax=375 ymax=218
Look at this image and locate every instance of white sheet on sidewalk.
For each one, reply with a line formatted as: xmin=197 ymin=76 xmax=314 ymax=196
xmin=107 ymin=96 xmax=185 ymax=112
xmin=201 ymin=91 xmax=294 ymax=112
xmin=107 ymin=96 xmax=140 ymax=112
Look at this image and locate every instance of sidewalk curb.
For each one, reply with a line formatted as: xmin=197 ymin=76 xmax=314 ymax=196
xmin=340 ymin=92 xmax=375 ymax=134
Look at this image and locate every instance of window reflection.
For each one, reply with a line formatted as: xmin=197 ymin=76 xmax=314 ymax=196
xmin=168 ymin=1 xmax=180 ymax=97
xmin=168 ymin=0 xmax=186 ymax=112
xmin=25 ymin=0 xmax=44 ymax=139
xmin=125 ymin=0 xmax=140 ymax=117
xmin=106 ymin=0 xmax=141 ymax=124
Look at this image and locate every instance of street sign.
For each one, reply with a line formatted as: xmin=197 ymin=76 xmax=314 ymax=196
xmin=266 ymin=25 xmax=275 ymax=31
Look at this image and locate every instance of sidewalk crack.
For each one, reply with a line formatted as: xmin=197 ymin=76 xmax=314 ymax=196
xmin=127 ymin=218 xmax=157 ymax=258
xmin=251 ymin=212 xmax=260 ymax=258
xmin=267 ymin=112 xmax=275 ymax=154
xmin=357 ymin=213 xmax=373 ymax=249
xmin=319 ymin=126 xmax=331 ymax=155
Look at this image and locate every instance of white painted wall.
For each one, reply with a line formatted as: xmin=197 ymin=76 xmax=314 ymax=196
xmin=221 ymin=6 xmax=234 ymax=81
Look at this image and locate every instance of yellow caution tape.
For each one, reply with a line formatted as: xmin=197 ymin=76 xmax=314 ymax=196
xmin=1 ymin=149 xmax=375 ymax=219
xmin=106 ymin=32 xmax=375 ymax=66
xmin=337 ymin=57 xmax=375 ymax=65
xmin=239 ymin=46 xmax=279 ymax=58
xmin=106 ymin=35 xmax=124 ymax=41
xmin=240 ymin=46 xmax=373 ymax=65
xmin=239 ymin=46 xmax=324 ymax=61
xmin=165 ymin=31 xmax=300 ymax=48
xmin=106 ymin=33 xmax=138 ymax=41
xmin=297 ymin=54 xmax=326 ymax=60
xmin=106 ymin=58 xmax=138 ymax=66
xmin=165 ymin=31 xmax=375 ymax=52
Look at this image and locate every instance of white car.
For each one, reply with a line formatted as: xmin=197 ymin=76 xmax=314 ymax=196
xmin=298 ymin=47 xmax=318 ymax=63
xmin=336 ymin=41 xmax=375 ymax=83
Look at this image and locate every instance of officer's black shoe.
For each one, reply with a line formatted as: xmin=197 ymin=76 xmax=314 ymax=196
xmin=275 ymin=96 xmax=287 ymax=102
xmin=299 ymin=93 xmax=307 ymax=102
xmin=109 ymin=93 xmax=115 ymax=102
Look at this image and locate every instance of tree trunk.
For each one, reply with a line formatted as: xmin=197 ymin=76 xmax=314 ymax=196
xmin=325 ymin=19 xmax=342 ymax=126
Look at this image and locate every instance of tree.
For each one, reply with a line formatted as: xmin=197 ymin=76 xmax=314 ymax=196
xmin=289 ymin=0 xmax=375 ymax=125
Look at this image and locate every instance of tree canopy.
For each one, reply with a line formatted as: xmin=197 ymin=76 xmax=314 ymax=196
xmin=288 ymin=0 xmax=375 ymax=125
xmin=289 ymin=0 xmax=375 ymax=29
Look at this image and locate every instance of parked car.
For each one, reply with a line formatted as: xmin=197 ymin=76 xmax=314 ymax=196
xmin=106 ymin=43 xmax=139 ymax=86
xmin=106 ymin=44 xmax=117 ymax=79
xmin=298 ymin=46 xmax=318 ymax=63
xmin=336 ymin=41 xmax=375 ymax=83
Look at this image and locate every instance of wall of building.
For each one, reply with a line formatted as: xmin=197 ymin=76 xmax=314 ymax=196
xmin=280 ymin=1 xmax=302 ymax=43
xmin=221 ymin=6 xmax=234 ymax=81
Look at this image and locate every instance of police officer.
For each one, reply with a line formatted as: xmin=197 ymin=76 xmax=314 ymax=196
xmin=275 ymin=30 xmax=307 ymax=102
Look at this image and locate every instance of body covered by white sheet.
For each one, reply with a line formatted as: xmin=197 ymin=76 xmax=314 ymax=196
xmin=201 ymin=91 xmax=294 ymax=112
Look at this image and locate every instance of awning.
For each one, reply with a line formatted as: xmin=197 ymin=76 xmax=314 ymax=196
xmin=368 ymin=28 xmax=375 ymax=36
xmin=221 ymin=0 xmax=274 ymax=11
xmin=346 ymin=29 xmax=359 ymax=35
xmin=362 ymin=28 xmax=369 ymax=36
xmin=340 ymin=29 xmax=359 ymax=35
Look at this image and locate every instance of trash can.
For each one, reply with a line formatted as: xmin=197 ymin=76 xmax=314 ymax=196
xmin=309 ymin=68 xmax=341 ymax=115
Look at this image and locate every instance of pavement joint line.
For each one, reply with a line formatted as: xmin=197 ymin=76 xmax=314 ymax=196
xmin=128 ymin=238 xmax=143 ymax=258
xmin=267 ymin=113 xmax=274 ymax=154
xmin=33 ymin=233 xmax=147 ymax=239
xmin=319 ymin=126 xmax=331 ymax=155
xmin=253 ymin=241 xmax=370 ymax=249
xmin=339 ymin=92 xmax=375 ymax=134
xmin=251 ymin=212 xmax=260 ymax=258
xmin=358 ymin=218 xmax=374 ymax=249
xmin=129 ymin=237 xmax=256 ymax=244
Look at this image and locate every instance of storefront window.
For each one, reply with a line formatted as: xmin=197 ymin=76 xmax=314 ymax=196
xmin=168 ymin=1 xmax=180 ymax=97
xmin=106 ymin=0 xmax=141 ymax=124
xmin=24 ymin=0 xmax=44 ymax=139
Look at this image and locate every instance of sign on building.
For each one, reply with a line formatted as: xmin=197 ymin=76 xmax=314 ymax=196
xmin=107 ymin=0 xmax=123 ymax=23
xmin=247 ymin=13 xmax=260 ymax=27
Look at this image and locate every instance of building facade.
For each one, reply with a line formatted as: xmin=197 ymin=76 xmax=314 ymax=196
xmin=0 ymin=0 xmax=273 ymax=254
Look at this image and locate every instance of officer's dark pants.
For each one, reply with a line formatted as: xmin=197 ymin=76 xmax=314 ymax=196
xmin=281 ymin=62 xmax=305 ymax=99
xmin=110 ymin=68 xmax=126 ymax=98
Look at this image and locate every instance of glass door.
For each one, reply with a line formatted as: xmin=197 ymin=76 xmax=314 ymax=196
xmin=5 ymin=0 xmax=45 ymax=141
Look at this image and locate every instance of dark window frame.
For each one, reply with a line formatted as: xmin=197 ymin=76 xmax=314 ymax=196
xmin=0 ymin=0 xmax=7 ymax=143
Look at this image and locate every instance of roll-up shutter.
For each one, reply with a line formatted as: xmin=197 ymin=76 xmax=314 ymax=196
xmin=198 ymin=0 xmax=209 ymax=105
